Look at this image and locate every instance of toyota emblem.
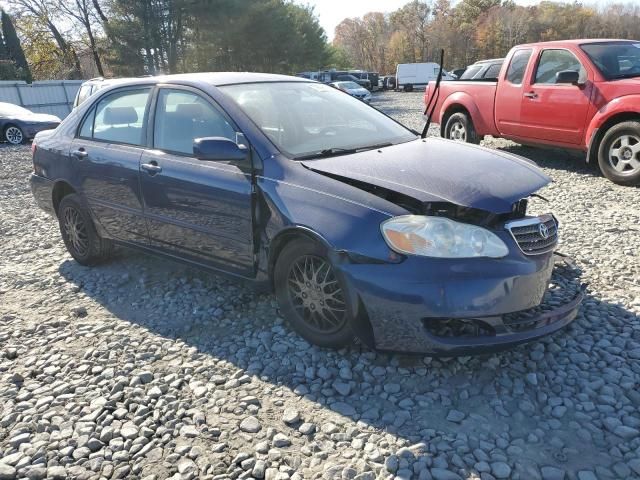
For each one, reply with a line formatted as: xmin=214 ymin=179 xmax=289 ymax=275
xmin=539 ymin=223 xmax=550 ymax=239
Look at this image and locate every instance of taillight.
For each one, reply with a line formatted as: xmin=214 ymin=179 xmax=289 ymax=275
xmin=31 ymin=142 xmax=37 ymax=155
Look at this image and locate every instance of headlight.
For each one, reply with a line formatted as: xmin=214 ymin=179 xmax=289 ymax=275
xmin=381 ymin=215 xmax=509 ymax=258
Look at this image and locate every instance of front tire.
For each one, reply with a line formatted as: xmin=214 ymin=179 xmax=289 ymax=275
xmin=274 ymin=239 xmax=355 ymax=348
xmin=58 ymin=194 xmax=113 ymax=266
xmin=597 ymin=121 xmax=640 ymax=186
xmin=4 ymin=125 xmax=24 ymax=144
xmin=444 ymin=112 xmax=480 ymax=144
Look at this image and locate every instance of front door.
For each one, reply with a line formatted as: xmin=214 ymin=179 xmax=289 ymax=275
xmin=494 ymin=48 xmax=534 ymax=138
xmin=518 ymin=48 xmax=592 ymax=145
xmin=139 ymin=87 xmax=254 ymax=275
xmin=71 ymin=87 xmax=151 ymax=243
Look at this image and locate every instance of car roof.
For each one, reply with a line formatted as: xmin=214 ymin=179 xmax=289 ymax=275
xmin=106 ymin=72 xmax=310 ymax=88
xmin=515 ymin=38 xmax=637 ymax=48
xmin=81 ymin=73 xmax=312 ymax=92
xmin=471 ymin=58 xmax=504 ymax=65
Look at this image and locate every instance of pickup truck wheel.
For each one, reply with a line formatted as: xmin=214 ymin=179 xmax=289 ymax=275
xmin=274 ymin=239 xmax=355 ymax=348
xmin=58 ymin=194 xmax=113 ymax=266
xmin=444 ymin=112 xmax=480 ymax=144
xmin=598 ymin=121 xmax=640 ymax=186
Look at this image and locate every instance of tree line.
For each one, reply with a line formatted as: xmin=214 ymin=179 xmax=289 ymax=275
xmin=3 ymin=0 xmax=640 ymax=82
xmin=3 ymin=0 xmax=332 ymax=81
xmin=334 ymin=0 xmax=640 ymax=74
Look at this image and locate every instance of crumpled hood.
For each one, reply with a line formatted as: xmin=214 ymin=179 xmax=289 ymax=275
xmin=302 ymin=138 xmax=550 ymax=214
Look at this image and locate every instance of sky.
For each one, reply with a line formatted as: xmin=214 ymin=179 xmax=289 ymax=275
xmin=295 ymin=0 xmax=619 ymax=40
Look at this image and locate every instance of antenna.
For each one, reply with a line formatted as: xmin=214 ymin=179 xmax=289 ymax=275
xmin=421 ymin=49 xmax=445 ymax=139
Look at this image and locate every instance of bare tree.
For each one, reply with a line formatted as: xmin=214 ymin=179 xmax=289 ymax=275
xmin=57 ymin=0 xmax=104 ymax=75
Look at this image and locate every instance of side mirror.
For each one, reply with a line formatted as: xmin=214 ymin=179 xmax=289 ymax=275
xmin=556 ymin=70 xmax=580 ymax=85
xmin=193 ymin=137 xmax=248 ymax=161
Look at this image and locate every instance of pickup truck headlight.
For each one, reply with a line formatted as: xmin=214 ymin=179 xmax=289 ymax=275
xmin=381 ymin=215 xmax=508 ymax=258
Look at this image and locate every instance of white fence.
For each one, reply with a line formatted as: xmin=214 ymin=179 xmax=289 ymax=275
xmin=0 ymin=80 xmax=83 ymax=119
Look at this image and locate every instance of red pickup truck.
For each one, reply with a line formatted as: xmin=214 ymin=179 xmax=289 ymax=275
xmin=425 ymin=39 xmax=640 ymax=186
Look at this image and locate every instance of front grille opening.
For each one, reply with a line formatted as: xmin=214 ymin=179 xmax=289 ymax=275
xmin=507 ymin=215 xmax=558 ymax=255
xmin=422 ymin=317 xmax=495 ymax=338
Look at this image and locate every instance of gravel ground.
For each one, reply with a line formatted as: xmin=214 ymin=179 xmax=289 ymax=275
xmin=1 ymin=91 xmax=640 ymax=480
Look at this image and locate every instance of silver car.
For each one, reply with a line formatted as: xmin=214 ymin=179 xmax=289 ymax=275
xmin=329 ymin=81 xmax=372 ymax=102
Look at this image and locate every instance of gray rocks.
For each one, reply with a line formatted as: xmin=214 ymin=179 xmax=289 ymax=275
xmin=446 ymin=410 xmax=465 ymax=423
xmin=0 ymin=463 xmax=16 ymax=480
xmin=282 ymin=408 xmax=300 ymax=425
xmin=0 ymin=94 xmax=638 ymax=480
xmin=239 ymin=416 xmax=261 ymax=433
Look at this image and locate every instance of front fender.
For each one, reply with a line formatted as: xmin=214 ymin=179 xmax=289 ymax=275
xmin=585 ymin=94 xmax=640 ymax=150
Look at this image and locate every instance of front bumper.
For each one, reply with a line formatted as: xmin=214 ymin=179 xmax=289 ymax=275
xmin=340 ymin=251 xmax=584 ymax=356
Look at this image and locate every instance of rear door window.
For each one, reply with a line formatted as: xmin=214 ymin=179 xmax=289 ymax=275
xmin=92 ymin=88 xmax=151 ymax=145
xmin=506 ymin=49 xmax=533 ymax=84
xmin=534 ymin=49 xmax=586 ymax=84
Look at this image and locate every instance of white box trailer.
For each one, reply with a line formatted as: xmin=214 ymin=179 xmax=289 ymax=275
xmin=395 ymin=62 xmax=455 ymax=91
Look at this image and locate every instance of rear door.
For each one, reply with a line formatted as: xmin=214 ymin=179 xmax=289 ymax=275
xmin=70 ymin=87 xmax=151 ymax=243
xmin=517 ymin=48 xmax=592 ymax=145
xmin=139 ymin=86 xmax=254 ymax=275
xmin=494 ymin=48 xmax=534 ymax=138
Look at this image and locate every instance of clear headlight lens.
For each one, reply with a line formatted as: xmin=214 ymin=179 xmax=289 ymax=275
xmin=381 ymin=215 xmax=509 ymax=258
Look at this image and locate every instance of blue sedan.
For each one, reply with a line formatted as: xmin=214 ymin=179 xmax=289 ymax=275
xmin=29 ymin=73 xmax=582 ymax=355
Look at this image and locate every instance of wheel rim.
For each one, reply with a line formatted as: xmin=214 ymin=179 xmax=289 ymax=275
xmin=608 ymin=134 xmax=640 ymax=176
xmin=6 ymin=127 xmax=23 ymax=144
xmin=287 ymin=255 xmax=347 ymax=334
xmin=449 ymin=121 xmax=467 ymax=142
xmin=62 ymin=206 xmax=89 ymax=257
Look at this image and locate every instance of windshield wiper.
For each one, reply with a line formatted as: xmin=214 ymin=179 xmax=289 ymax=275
xmin=294 ymin=142 xmax=393 ymax=160
xmin=294 ymin=147 xmax=357 ymax=160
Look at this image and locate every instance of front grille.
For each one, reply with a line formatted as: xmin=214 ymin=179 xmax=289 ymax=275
xmin=506 ymin=214 xmax=558 ymax=255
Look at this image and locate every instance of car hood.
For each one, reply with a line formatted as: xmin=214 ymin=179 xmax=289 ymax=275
xmin=301 ymin=138 xmax=550 ymax=214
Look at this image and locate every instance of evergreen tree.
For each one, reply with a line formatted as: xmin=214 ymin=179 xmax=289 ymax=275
xmin=1 ymin=10 xmax=32 ymax=82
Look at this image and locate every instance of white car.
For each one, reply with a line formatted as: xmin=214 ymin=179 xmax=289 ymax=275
xmin=329 ymin=81 xmax=371 ymax=102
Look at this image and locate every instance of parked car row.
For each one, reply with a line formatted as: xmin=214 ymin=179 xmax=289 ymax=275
xmin=296 ymin=70 xmax=377 ymax=91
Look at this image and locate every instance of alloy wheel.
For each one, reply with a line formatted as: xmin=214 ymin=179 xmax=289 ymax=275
xmin=449 ymin=121 xmax=467 ymax=142
xmin=608 ymin=134 xmax=640 ymax=176
xmin=62 ymin=206 xmax=89 ymax=257
xmin=5 ymin=126 xmax=23 ymax=145
xmin=286 ymin=255 xmax=347 ymax=334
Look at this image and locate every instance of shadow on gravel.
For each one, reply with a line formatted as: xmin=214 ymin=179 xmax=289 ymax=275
xmin=58 ymin=248 xmax=640 ymax=475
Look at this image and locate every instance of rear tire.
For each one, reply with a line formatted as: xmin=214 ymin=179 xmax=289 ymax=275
xmin=58 ymin=194 xmax=113 ymax=266
xmin=4 ymin=125 xmax=24 ymax=144
xmin=274 ymin=239 xmax=355 ymax=348
xmin=403 ymin=84 xmax=414 ymax=92
xmin=444 ymin=112 xmax=480 ymax=144
xmin=597 ymin=121 xmax=640 ymax=186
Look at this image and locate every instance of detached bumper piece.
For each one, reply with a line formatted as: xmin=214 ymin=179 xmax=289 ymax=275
xmin=417 ymin=256 xmax=585 ymax=356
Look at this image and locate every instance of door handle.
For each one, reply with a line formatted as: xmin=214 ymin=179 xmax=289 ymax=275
xmin=72 ymin=148 xmax=88 ymax=159
xmin=141 ymin=161 xmax=162 ymax=174
xmin=524 ymin=92 xmax=538 ymax=99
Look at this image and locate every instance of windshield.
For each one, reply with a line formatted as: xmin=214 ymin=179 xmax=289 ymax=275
xmin=220 ymin=82 xmax=415 ymax=158
xmin=581 ymin=41 xmax=640 ymax=79
xmin=0 ymin=103 xmax=31 ymax=116
xmin=336 ymin=81 xmax=361 ymax=89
